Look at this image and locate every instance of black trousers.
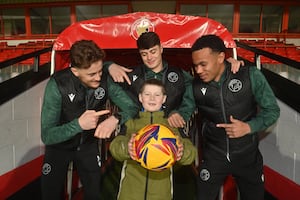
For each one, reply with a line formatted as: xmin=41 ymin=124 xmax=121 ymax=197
xmin=197 ymin=146 xmax=264 ymax=200
xmin=41 ymin=143 xmax=102 ymax=200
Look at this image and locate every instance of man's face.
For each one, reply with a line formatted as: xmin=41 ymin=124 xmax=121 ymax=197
xmin=139 ymin=84 xmax=166 ymax=112
xmin=192 ymin=47 xmax=225 ymax=82
xmin=139 ymin=45 xmax=163 ymax=73
xmin=71 ymin=60 xmax=103 ymax=89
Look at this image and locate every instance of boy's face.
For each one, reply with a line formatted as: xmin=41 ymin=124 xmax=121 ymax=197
xmin=71 ymin=60 xmax=103 ymax=89
xmin=139 ymin=84 xmax=166 ymax=112
xmin=139 ymin=44 xmax=163 ymax=73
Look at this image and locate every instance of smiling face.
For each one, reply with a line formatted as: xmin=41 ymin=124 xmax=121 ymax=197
xmin=192 ymin=47 xmax=225 ymax=82
xmin=139 ymin=44 xmax=164 ymax=73
xmin=139 ymin=84 xmax=166 ymax=112
xmin=71 ymin=60 xmax=103 ymax=89
xmin=69 ymin=40 xmax=106 ymax=88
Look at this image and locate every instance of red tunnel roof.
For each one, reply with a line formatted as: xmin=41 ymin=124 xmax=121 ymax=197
xmin=53 ymin=12 xmax=236 ymax=51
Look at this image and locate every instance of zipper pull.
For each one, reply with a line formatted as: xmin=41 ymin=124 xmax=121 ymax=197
xmin=226 ymin=152 xmax=231 ymax=162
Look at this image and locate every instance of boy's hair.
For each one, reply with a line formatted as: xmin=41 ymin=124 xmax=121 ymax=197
xmin=191 ymin=34 xmax=226 ymax=54
xmin=137 ymin=31 xmax=161 ymax=50
xmin=70 ymin=40 xmax=106 ymax=69
xmin=139 ymin=79 xmax=166 ymax=95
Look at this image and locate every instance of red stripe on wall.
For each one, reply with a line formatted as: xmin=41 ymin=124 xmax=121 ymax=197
xmin=0 ymin=156 xmax=43 ymax=199
xmin=220 ymin=165 xmax=300 ymax=200
xmin=264 ymin=165 xmax=300 ymax=200
xmin=1 ymin=158 xmax=299 ymax=199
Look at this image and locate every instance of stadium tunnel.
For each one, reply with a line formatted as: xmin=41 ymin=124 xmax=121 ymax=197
xmin=1 ymin=12 xmax=300 ymax=200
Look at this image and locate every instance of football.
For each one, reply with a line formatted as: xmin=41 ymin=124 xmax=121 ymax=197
xmin=134 ymin=124 xmax=179 ymax=171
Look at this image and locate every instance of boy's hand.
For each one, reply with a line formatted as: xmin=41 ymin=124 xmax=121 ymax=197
xmin=175 ymin=140 xmax=184 ymax=161
xmin=128 ymin=133 xmax=137 ymax=160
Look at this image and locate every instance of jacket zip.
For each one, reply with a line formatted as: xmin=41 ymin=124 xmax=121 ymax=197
xmin=144 ymin=112 xmax=154 ymax=200
xmin=77 ymin=90 xmax=89 ymax=151
xmin=219 ymin=84 xmax=231 ymax=162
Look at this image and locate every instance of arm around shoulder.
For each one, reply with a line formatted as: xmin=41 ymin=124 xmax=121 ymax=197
xmin=107 ymin=76 xmax=139 ymax=124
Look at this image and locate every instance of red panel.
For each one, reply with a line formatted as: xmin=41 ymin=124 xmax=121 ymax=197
xmin=214 ymin=165 xmax=300 ymax=200
xmin=264 ymin=165 xmax=300 ymax=200
xmin=0 ymin=156 xmax=43 ymax=199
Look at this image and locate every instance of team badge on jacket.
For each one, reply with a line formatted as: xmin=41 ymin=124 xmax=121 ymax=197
xmin=94 ymin=87 xmax=105 ymax=99
xmin=228 ymin=79 xmax=242 ymax=92
xmin=167 ymin=72 xmax=179 ymax=83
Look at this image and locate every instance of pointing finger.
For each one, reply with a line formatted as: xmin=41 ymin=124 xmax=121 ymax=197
xmin=123 ymin=67 xmax=133 ymax=73
xmin=95 ymin=110 xmax=110 ymax=116
xmin=216 ymin=123 xmax=231 ymax=128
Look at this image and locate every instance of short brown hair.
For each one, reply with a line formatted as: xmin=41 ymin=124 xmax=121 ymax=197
xmin=139 ymin=79 xmax=166 ymax=94
xmin=70 ymin=40 xmax=105 ymax=69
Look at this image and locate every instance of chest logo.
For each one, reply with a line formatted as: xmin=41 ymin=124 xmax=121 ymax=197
xmin=132 ymin=75 xmax=138 ymax=82
xmin=201 ymin=88 xmax=207 ymax=95
xmin=68 ymin=93 xmax=75 ymax=102
xmin=228 ymin=79 xmax=242 ymax=93
xmin=167 ymin=72 xmax=178 ymax=83
xmin=95 ymin=87 xmax=105 ymax=100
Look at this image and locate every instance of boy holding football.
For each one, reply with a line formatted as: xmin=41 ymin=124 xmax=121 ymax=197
xmin=109 ymin=79 xmax=197 ymax=200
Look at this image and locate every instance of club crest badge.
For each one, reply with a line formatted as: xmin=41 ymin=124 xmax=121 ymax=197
xmin=228 ymin=79 xmax=242 ymax=92
xmin=94 ymin=87 xmax=105 ymax=100
xmin=167 ymin=72 xmax=179 ymax=83
xmin=131 ymin=18 xmax=155 ymax=40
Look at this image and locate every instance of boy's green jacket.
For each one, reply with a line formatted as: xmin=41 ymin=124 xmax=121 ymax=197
xmin=109 ymin=111 xmax=197 ymax=200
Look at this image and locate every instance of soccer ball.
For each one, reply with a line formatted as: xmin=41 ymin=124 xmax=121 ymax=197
xmin=134 ymin=124 xmax=179 ymax=171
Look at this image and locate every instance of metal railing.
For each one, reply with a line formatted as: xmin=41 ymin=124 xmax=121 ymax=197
xmin=236 ymin=40 xmax=300 ymax=113
xmin=0 ymin=47 xmax=52 ymax=105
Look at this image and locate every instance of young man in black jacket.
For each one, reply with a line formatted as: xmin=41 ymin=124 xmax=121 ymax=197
xmin=40 ymin=40 xmax=139 ymax=200
xmin=191 ymin=35 xmax=280 ymax=200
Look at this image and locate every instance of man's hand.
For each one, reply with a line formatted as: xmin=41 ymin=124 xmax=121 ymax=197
xmin=226 ymin=57 xmax=245 ymax=74
xmin=108 ymin=63 xmax=132 ymax=85
xmin=216 ymin=115 xmax=251 ymax=138
xmin=94 ymin=115 xmax=119 ymax=139
xmin=78 ymin=110 xmax=110 ymax=130
xmin=168 ymin=112 xmax=186 ymax=128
